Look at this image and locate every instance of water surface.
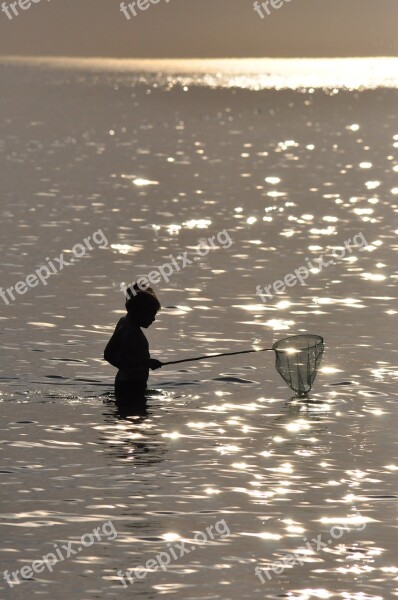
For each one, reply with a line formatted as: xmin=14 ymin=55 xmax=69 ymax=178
xmin=0 ymin=59 xmax=397 ymax=599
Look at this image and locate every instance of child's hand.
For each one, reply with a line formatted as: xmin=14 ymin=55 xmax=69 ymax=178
xmin=149 ymin=359 xmax=163 ymax=370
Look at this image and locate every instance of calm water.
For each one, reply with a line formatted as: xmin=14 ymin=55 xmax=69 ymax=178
xmin=0 ymin=59 xmax=397 ymax=599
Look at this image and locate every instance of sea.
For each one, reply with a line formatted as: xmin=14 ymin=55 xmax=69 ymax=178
xmin=0 ymin=57 xmax=397 ymax=599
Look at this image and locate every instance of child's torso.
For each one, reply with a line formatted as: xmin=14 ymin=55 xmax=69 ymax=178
xmin=116 ymin=317 xmax=150 ymax=382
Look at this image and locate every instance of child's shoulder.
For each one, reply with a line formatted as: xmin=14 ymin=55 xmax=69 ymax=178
xmin=114 ymin=316 xmax=127 ymax=331
xmin=116 ymin=316 xmax=142 ymax=336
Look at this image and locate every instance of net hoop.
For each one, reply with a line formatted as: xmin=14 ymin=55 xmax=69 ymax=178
xmin=272 ymin=334 xmax=324 ymax=352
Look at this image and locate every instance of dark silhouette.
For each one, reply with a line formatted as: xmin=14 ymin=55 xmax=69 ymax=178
xmin=104 ymin=284 xmax=162 ymax=402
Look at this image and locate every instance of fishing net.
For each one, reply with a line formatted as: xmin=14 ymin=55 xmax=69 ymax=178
xmin=272 ymin=334 xmax=324 ymax=396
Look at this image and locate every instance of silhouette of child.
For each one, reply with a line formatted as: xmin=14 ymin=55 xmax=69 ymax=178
xmin=104 ymin=284 xmax=162 ymax=399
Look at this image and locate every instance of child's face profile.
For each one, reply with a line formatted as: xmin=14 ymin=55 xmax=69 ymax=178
xmin=126 ymin=291 xmax=160 ymax=328
xmin=137 ymin=305 xmax=158 ymax=328
xmin=127 ymin=298 xmax=159 ymax=328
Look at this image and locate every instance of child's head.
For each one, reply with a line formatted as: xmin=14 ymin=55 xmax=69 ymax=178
xmin=125 ymin=284 xmax=161 ymax=328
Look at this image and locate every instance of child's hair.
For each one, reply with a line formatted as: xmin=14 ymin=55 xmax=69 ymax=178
xmin=125 ymin=283 xmax=161 ymax=314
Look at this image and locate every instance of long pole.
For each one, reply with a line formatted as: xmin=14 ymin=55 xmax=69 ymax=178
xmin=161 ymin=347 xmax=274 ymax=367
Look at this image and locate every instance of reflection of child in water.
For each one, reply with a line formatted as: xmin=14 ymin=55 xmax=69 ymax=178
xmin=104 ymin=284 xmax=162 ymax=398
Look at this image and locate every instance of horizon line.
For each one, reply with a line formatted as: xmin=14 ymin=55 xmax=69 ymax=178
xmin=1 ymin=55 xmax=398 ymax=62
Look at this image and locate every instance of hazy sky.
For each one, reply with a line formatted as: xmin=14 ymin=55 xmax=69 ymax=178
xmin=0 ymin=0 xmax=397 ymax=58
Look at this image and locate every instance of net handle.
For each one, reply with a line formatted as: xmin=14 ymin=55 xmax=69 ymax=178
xmin=161 ymin=347 xmax=274 ymax=367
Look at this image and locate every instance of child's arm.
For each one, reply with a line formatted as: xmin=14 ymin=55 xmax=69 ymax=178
xmin=148 ymin=359 xmax=162 ymax=370
xmin=104 ymin=321 xmax=161 ymax=370
xmin=104 ymin=335 xmax=158 ymax=370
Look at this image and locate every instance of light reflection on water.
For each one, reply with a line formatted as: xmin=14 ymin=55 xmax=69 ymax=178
xmin=0 ymin=63 xmax=397 ymax=599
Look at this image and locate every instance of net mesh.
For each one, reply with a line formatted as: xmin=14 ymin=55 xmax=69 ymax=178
xmin=272 ymin=335 xmax=324 ymax=396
